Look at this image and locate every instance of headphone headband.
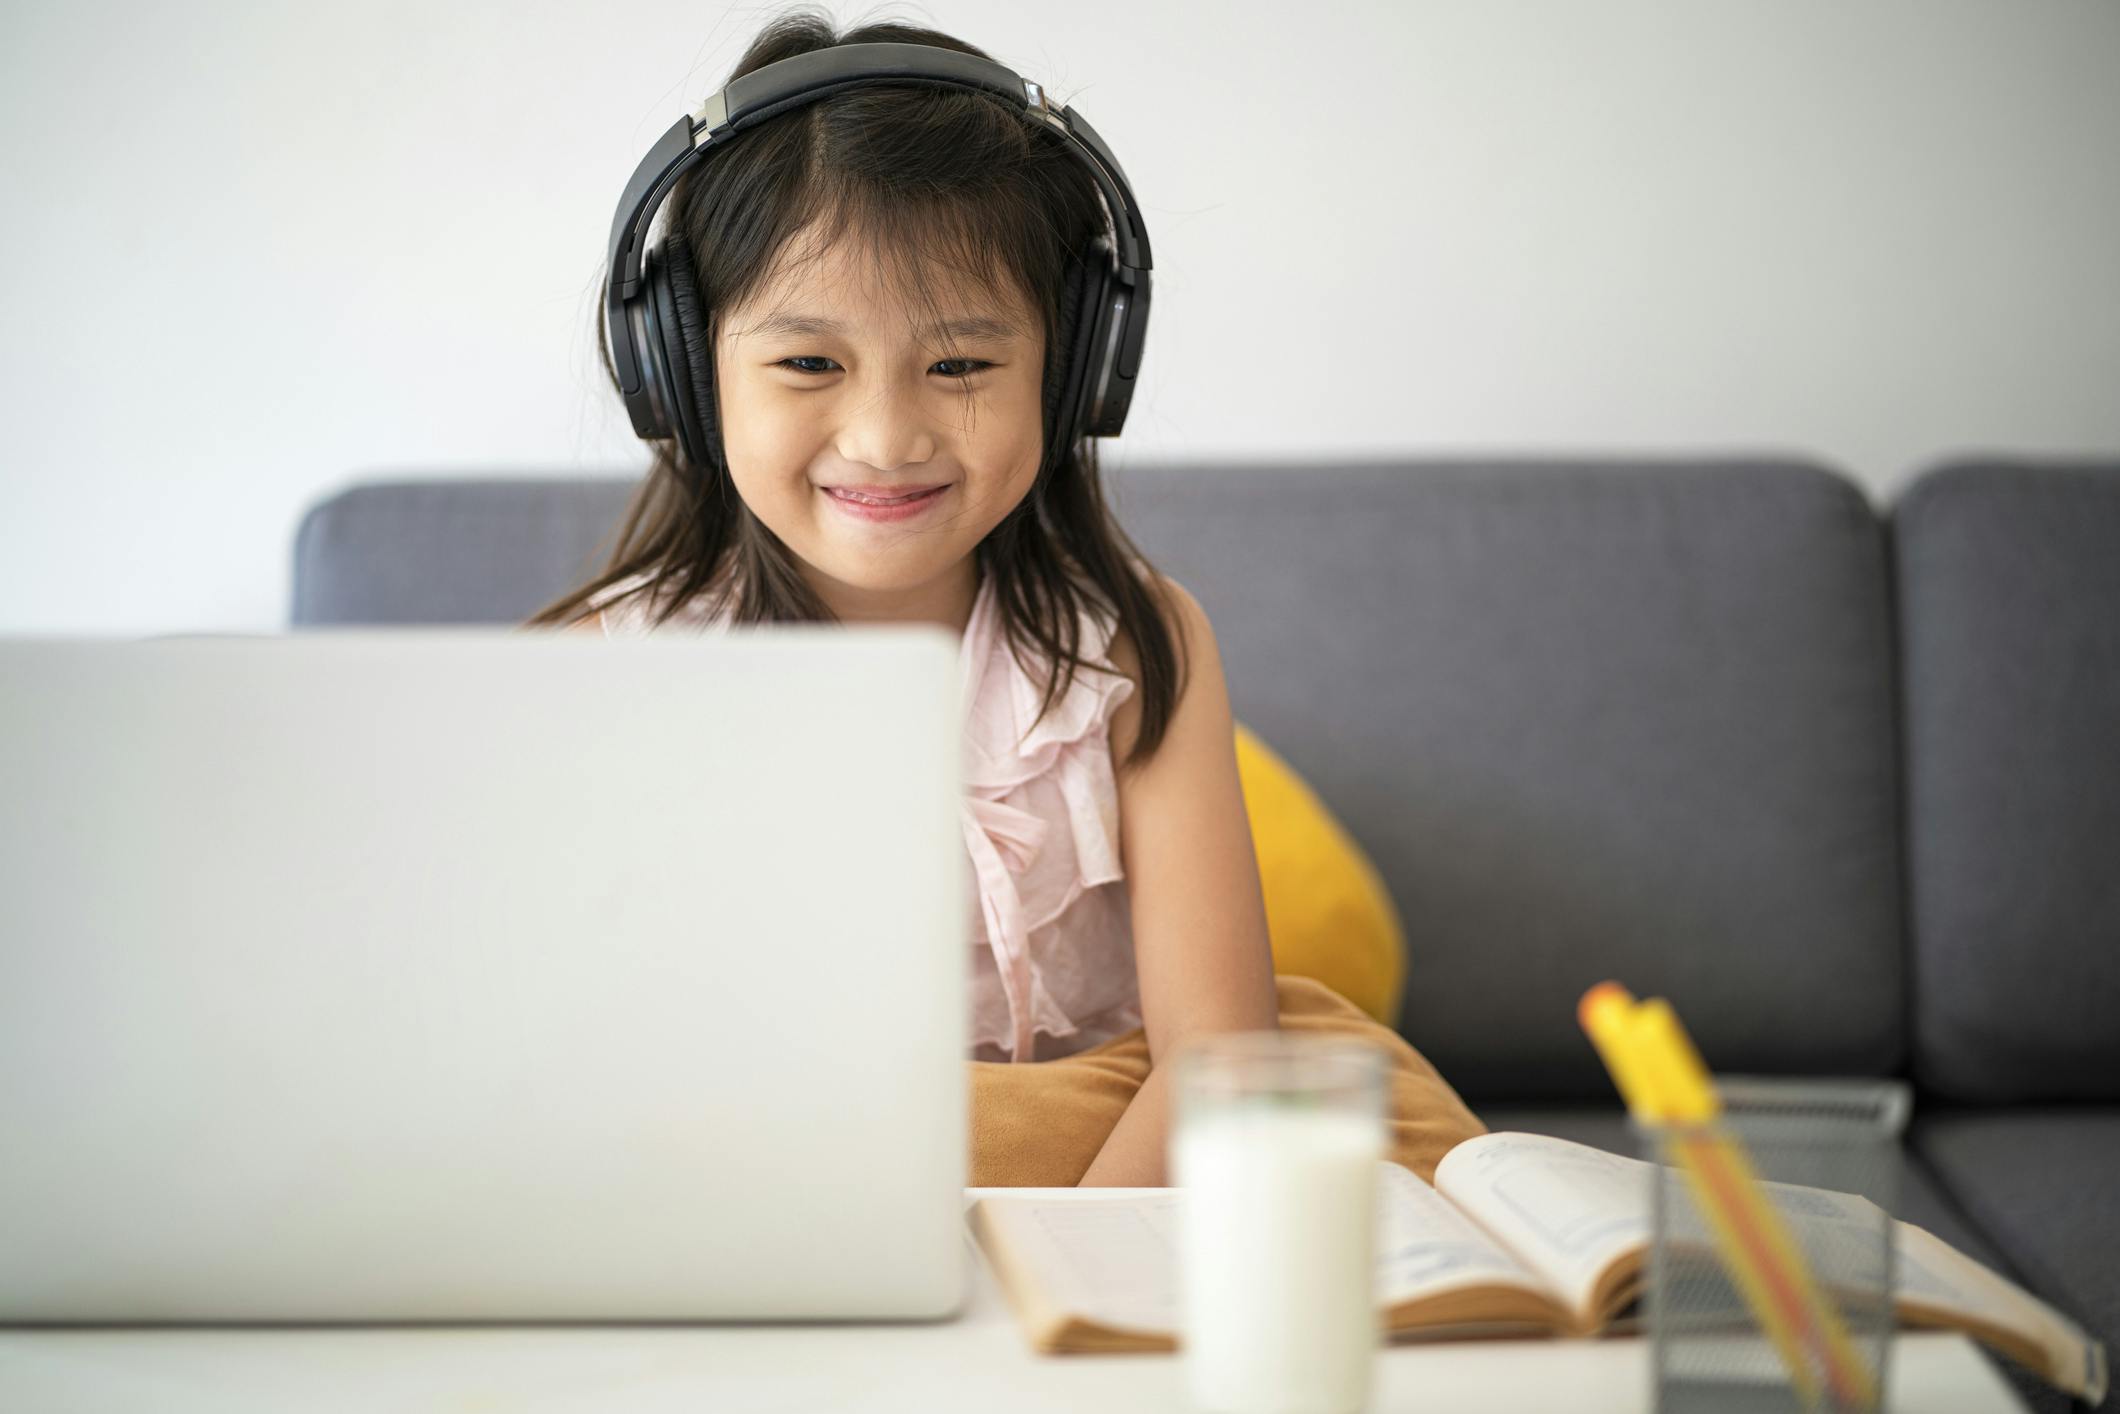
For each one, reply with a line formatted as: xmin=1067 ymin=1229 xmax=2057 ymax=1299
xmin=603 ymin=41 xmax=1153 ymax=456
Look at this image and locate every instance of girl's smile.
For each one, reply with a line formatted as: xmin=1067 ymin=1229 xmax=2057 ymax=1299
xmin=822 ymin=483 xmax=952 ymax=521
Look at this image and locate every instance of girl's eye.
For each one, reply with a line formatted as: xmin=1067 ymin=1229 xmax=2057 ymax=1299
xmin=773 ymin=356 xmax=993 ymax=379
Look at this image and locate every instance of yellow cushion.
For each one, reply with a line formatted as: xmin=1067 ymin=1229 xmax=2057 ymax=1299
xmin=1233 ymin=721 xmax=1407 ymax=1026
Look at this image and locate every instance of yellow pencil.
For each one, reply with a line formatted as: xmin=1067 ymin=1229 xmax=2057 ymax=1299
xmin=1579 ymin=982 xmax=1878 ymax=1410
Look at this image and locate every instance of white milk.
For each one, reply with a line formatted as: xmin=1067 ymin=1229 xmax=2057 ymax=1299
xmin=1171 ymin=1105 xmax=1385 ymax=1414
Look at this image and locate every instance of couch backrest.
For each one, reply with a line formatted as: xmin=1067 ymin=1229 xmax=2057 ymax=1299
xmin=292 ymin=477 xmax=636 ymax=628
xmin=292 ymin=458 xmax=1908 ymax=1102
xmin=1113 ymin=460 xmax=1904 ymax=1099
xmin=1894 ymin=459 xmax=2120 ymax=1103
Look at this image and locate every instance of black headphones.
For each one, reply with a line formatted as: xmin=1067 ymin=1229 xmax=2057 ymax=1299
xmin=603 ymin=41 xmax=1154 ymax=478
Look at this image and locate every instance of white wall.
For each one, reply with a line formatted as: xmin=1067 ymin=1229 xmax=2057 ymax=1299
xmin=3 ymin=0 xmax=2115 ymax=635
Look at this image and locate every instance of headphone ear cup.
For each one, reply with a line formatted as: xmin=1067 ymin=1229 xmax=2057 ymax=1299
xmin=1043 ymin=241 xmax=1104 ymax=471
xmin=649 ymin=233 xmax=721 ymax=475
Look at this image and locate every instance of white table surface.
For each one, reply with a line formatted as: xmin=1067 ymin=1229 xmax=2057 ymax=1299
xmin=0 ymin=1187 xmax=2030 ymax=1413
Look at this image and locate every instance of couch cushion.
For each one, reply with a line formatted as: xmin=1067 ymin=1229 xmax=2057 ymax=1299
xmin=292 ymin=477 xmax=635 ymax=626
xmin=1116 ymin=459 xmax=1904 ymax=1099
xmin=1894 ymin=460 xmax=2120 ymax=1103
xmin=1910 ymin=1109 xmax=2120 ymax=1405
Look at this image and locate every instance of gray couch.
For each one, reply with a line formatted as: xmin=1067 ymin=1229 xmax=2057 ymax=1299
xmin=292 ymin=456 xmax=2118 ymax=1410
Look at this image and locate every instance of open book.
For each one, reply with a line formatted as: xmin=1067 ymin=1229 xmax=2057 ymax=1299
xmin=964 ymin=1131 xmax=2108 ymax=1404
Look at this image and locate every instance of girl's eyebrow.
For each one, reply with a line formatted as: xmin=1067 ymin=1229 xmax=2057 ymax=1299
xmin=745 ymin=311 xmax=1024 ymax=342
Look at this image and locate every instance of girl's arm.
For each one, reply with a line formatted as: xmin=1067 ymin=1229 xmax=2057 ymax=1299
xmin=1078 ymin=577 xmax=1280 ymax=1187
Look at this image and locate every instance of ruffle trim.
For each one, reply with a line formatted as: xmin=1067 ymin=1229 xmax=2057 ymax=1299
xmin=958 ymin=573 xmax=1138 ymax=1062
xmin=970 ymin=982 xmax=1142 ymax=1061
xmin=959 ymin=581 xmax=1136 ymax=795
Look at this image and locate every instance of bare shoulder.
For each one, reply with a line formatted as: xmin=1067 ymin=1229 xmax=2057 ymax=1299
xmin=1103 ymin=572 xmax=1207 ymax=681
xmin=1105 ymin=572 xmax=1215 ymax=770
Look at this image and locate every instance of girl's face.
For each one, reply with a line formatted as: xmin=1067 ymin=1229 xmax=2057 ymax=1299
xmin=714 ymin=235 xmax=1048 ymax=627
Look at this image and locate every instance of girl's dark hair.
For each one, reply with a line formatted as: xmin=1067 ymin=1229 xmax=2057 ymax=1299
xmin=521 ymin=7 xmax=1185 ymax=772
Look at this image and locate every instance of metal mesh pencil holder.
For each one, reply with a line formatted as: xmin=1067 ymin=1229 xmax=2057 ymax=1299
xmin=1632 ymin=1077 xmax=1912 ymax=1414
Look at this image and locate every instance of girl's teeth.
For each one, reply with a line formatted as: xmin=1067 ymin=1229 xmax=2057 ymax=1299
xmin=837 ymin=489 xmax=927 ymax=505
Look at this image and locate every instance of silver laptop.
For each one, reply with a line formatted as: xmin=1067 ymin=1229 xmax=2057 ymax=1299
xmin=0 ymin=626 xmax=969 ymax=1322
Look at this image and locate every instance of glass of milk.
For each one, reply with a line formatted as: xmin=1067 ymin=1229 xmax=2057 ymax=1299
xmin=1169 ymin=1031 xmax=1390 ymax=1414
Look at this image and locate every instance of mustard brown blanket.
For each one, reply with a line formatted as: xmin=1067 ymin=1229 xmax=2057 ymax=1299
xmin=968 ymin=974 xmax=1488 ymax=1187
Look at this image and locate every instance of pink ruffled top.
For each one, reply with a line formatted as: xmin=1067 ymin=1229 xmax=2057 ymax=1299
xmin=583 ymin=566 xmax=1143 ymax=1064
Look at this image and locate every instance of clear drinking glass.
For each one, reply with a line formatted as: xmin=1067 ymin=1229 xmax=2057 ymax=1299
xmin=1168 ymin=1031 xmax=1392 ymax=1414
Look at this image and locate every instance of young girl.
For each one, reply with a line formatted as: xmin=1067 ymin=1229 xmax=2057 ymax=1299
xmin=527 ymin=12 xmax=1485 ymax=1186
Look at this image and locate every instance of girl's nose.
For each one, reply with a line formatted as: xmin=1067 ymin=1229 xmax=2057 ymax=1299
xmin=832 ymin=384 xmax=940 ymax=474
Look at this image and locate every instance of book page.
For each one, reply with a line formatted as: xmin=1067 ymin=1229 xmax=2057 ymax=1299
xmin=968 ymin=1159 xmax=1563 ymax=1342
xmin=1895 ymin=1220 xmax=2109 ymax=1405
xmin=972 ymin=1193 xmax=1185 ymax=1337
xmin=1435 ymin=1134 xmax=1957 ymax=1320
xmin=1432 ymin=1132 xmax=1655 ymax=1320
xmin=1372 ymin=1160 xmax=1564 ymax=1310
